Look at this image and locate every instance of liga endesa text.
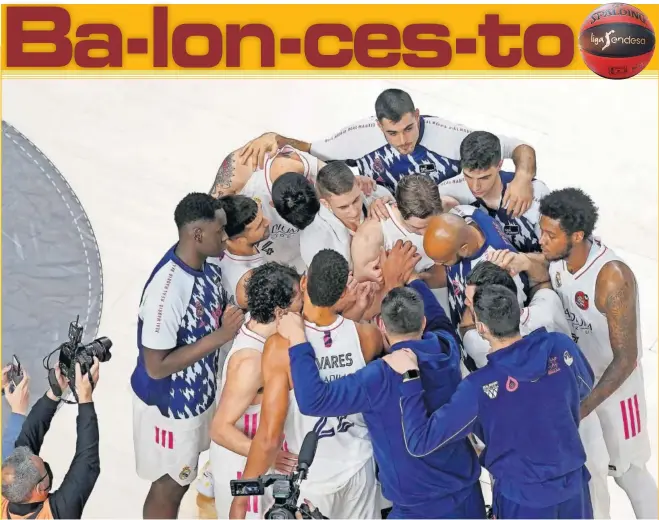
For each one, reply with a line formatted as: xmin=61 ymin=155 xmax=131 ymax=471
xmin=4 ymin=6 xmax=577 ymax=69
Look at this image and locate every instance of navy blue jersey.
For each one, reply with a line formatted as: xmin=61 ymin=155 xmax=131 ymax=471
xmin=439 ymin=171 xmax=549 ymax=253
xmin=310 ymin=115 xmax=526 ymax=194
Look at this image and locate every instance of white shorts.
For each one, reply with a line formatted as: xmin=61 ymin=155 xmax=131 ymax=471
xmin=132 ymin=392 xmax=215 ymax=487
xmin=595 ymin=365 xmax=651 ymax=477
xmin=210 ymin=441 xmax=273 ymax=519
xmin=298 ymin=456 xmax=381 ymax=519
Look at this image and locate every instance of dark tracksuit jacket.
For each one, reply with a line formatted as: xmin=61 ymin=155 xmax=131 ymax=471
xmin=398 ymin=328 xmax=596 ymax=519
xmin=288 ymin=280 xmax=484 ymax=519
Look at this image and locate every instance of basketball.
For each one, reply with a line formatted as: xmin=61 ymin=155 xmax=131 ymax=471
xmin=579 ymin=3 xmax=655 ymax=79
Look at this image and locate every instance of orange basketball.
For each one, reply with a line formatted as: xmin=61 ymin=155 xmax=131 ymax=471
xmin=579 ymin=3 xmax=655 ymax=79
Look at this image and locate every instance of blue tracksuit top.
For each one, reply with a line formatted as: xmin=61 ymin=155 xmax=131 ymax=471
xmin=288 ymin=280 xmax=481 ymax=511
xmin=398 ymin=328 xmax=595 ymax=508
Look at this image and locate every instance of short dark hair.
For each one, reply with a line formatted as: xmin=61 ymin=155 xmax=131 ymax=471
xmin=272 ymin=172 xmax=320 ymax=230
xmin=218 ymin=195 xmax=258 ymax=238
xmin=375 ymin=89 xmax=415 ymax=123
xmin=396 ymin=174 xmax=443 ymax=220
xmin=539 ymin=187 xmax=599 ymax=237
xmin=473 ymin=284 xmax=520 ymax=339
xmin=316 ymin=162 xmax=356 ymax=199
xmin=380 ymin=287 xmax=424 ymax=335
xmin=307 ymin=249 xmax=349 ymax=307
xmin=460 ymin=131 xmax=502 ymax=172
xmin=467 ymin=261 xmax=517 ymax=295
xmin=246 ymin=262 xmax=300 ymax=324
xmin=174 ymin=192 xmax=218 ymax=229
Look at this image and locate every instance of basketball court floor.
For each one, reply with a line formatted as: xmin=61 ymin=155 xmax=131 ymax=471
xmin=2 ymin=78 xmax=657 ymax=518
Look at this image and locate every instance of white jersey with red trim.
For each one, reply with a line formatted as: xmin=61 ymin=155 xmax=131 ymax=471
xmin=283 ymin=316 xmax=373 ymax=494
xmin=211 ymin=320 xmax=269 ymax=518
xmin=548 ymin=238 xmax=643 ymax=380
xmin=380 ymin=203 xmax=434 ymax=272
xmin=211 ymin=251 xmax=264 ymax=306
xmin=240 ymin=146 xmax=319 ymax=273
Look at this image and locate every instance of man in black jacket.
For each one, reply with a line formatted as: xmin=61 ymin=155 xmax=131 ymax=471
xmin=1 ymin=359 xmax=101 ymax=519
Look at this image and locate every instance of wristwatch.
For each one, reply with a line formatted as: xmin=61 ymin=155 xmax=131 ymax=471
xmin=402 ymin=369 xmax=420 ymax=382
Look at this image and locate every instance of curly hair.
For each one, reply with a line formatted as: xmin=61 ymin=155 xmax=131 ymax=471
xmin=307 ymin=249 xmax=349 ymax=307
xmin=174 ymin=192 xmax=218 ymax=230
xmin=245 ymin=262 xmax=300 ymax=324
xmin=539 ymin=187 xmax=599 ymax=237
xmin=272 ymin=173 xmax=320 ymax=230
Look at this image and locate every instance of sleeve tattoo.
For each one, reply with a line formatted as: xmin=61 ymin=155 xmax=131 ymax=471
xmin=209 ymin=152 xmax=236 ymax=197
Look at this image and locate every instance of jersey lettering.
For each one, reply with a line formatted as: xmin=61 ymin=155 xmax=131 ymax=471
xmin=312 ymin=415 xmax=355 ymax=439
xmin=315 ymin=352 xmax=354 ymax=371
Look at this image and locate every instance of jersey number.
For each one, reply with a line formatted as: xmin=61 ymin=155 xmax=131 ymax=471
xmin=257 ymin=240 xmax=275 ymax=256
xmin=313 ymin=415 xmax=354 ymax=439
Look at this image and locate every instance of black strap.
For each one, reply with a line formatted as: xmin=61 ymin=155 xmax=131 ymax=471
xmin=7 ymin=501 xmax=46 ymax=520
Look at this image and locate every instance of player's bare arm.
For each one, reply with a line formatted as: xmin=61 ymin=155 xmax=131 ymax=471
xmin=209 ymin=150 xmax=257 ymax=198
xmin=229 ymin=333 xmax=297 ymax=518
xmin=501 ymin=143 xmax=537 ymax=218
xmin=210 ymin=349 xmax=263 ymax=457
xmin=356 ymin=322 xmax=385 ymax=362
xmin=269 ymin=148 xmax=326 ymax=181
xmin=351 ymin=219 xmax=385 ymax=284
xmin=580 ymin=260 xmax=639 ymax=419
xmin=142 ymin=305 xmax=244 ymax=379
xmin=238 ymin=132 xmax=311 ymax=170
xmin=235 ymin=270 xmax=254 ymax=309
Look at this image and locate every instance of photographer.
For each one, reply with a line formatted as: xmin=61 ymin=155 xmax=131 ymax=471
xmin=1 ymin=360 xmax=101 ymax=519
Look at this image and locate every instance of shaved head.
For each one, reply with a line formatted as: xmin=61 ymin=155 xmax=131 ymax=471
xmin=423 ymin=213 xmax=470 ymax=266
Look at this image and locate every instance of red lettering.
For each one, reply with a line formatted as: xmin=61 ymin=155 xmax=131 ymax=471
xmin=172 ymin=23 xmax=223 ymax=68
xmin=524 ymin=24 xmax=574 ymax=68
xmin=226 ymin=24 xmax=275 ymax=68
xmin=479 ymin=14 xmax=521 ymax=68
xmin=403 ymin=24 xmax=452 ymax=68
xmin=6 ymin=6 xmax=72 ymax=67
xmin=153 ymin=6 xmax=168 ymax=67
xmin=354 ymin=24 xmax=400 ymax=68
xmin=305 ymin=24 xmax=352 ymax=68
xmin=74 ymin=24 xmax=122 ymax=68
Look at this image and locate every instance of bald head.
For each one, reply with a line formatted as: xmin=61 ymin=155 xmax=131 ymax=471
xmin=423 ymin=213 xmax=469 ymax=265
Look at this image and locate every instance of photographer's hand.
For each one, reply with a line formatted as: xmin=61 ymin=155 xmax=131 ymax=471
xmin=75 ymin=358 xmax=100 ymax=404
xmin=5 ymin=371 xmax=30 ymax=415
xmin=46 ymin=365 xmax=69 ymax=402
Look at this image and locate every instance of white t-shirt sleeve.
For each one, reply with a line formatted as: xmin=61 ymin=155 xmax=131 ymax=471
xmin=309 ymin=116 xmax=387 ymax=161
xmin=138 ymin=264 xmax=191 ymax=351
xmin=521 ymin=288 xmax=572 ymax=337
xmin=437 ymin=174 xmax=476 ymax=204
xmin=463 ymin=329 xmax=491 ymax=369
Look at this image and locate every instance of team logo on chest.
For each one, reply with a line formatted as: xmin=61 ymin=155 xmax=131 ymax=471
xmin=482 ymin=381 xmax=499 ymax=399
xmin=563 ymin=351 xmax=574 ymax=366
xmin=575 ymin=291 xmax=589 ymax=310
xmin=372 ymin=156 xmax=386 ymax=176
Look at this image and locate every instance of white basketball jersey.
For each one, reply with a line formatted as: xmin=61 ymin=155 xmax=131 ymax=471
xmin=219 ymin=320 xmax=266 ymax=434
xmin=549 ymin=238 xmax=643 ymax=380
xmin=216 ymin=251 xmax=264 ymax=306
xmin=240 ymin=146 xmax=319 ymax=273
xmin=380 ymin=203 xmax=435 ymax=272
xmin=283 ymin=316 xmax=373 ymax=494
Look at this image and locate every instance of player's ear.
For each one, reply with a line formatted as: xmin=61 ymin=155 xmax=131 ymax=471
xmin=193 ymin=227 xmax=203 ymax=243
xmin=572 ymin=230 xmax=585 ymax=244
xmin=319 ymin=197 xmax=331 ymax=211
xmin=300 ymin=275 xmax=307 ymax=292
xmin=420 ymin=316 xmax=427 ymax=332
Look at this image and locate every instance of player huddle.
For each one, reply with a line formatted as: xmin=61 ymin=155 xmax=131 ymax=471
xmin=129 ymin=89 xmax=657 ymax=520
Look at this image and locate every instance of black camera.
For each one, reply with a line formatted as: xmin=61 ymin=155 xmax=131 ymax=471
xmin=46 ymin=316 xmax=112 ymax=402
xmin=230 ymin=431 xmax=323 ymax=519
